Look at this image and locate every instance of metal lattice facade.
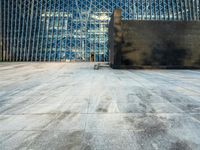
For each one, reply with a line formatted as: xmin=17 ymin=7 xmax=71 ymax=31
xmin=0 ymin=0 xmax=200 ymax=62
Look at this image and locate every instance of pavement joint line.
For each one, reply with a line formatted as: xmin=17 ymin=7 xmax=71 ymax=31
xmin=0 ymin=112 xmax=200 ymax=116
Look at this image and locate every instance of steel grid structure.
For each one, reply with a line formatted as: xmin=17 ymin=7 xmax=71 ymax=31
xmin=0 ymin=0 xmax=200 ymax=62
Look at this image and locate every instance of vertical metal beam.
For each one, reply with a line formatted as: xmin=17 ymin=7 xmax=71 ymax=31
xmin=145 ymin=0 xmax=147 ymax=19
xmin=54 ymin=0 xmax=61 ymax=61
xmin=154 ymin=0 xmax=156 ymax=20
xmin=199 ymin=0 xmax=200 ymax=20
xmin=184 ymin=0 xmax=187 ymax=20
xmin=176 ymin=0 xmax=179 ymax=20
xmin=8 ymin=1 xmax=12 ymax=61
xmin=13 ymin=1 xmax=19 ymax=61
xmin=16 ymin=0 xmax=22 ymax=61
xmin=184 ymin=0 xmax=188 ymax=20
xmin=94 ymin=1 xmax=97 ymax=61
xmin=95 ymin=1 xmax=98 ymax=61
xmin=84 ymin=1 xmax=88 ymax=61
xmin=31 ymin=0 xmax=39 ymax=61
xmin=49 ymin=0 xmax=57 ymax=62
xmin=38 ymin=0 xmax=46 ymax=61
xmin=27 ymin=0 xmax=35 ymax=61
xmin=137 ymin=0 xmax=139 ymax=19
xmin=167 ymin=0 xmax=170 ymax=20
xmin=3 ymin=0 xmax=6 ymax=61
xmin=103 ymin=0 xmax=106 ymax=62
xmin=141 ymin=0 xmax=143 ymax=20
xmin=23 ymin=0 xmax=31 ymax=61
xmin=89 ymin=1 xmax=92 ymax=61
xmin=188 ymin=0 xmax=192 ymax=20
xmin=60 ymin=0 xmax=66 ymax=61
xmin=69 ymin=0 xmax=74 ymax=61
xmin=19 ymin=0 xmax=27 ymax=61
xmin=124 ymin=0 xmax=127 ymax=20
xmin=180 ymin=0 xmax=184 ymax=20
xmin=80 ymin=3 xmax=83 ymax=60
xmin=133 ymin=0 xmax=135 ymax=19
xmin=98 ymin=0 xmax=101 ymax=61
xmin=88 ymin=0 xmax=92 ymax=61
xmin=74 ymin=0 xmax=78 ymax=61
xmin=171 ymin=0 xmax=175 ymax=20
xmin=65 ymin=0 xmax=70 ymax=61
xmin=158 ymin=0 xmax=161 ymax=20
xmin=150 ymin=0 xmax=152 ymax=20
xmin=163 ymin=0 xmax=166 ymax=20
xmin=44 ymin=0 xmax=52 ymax=61
xmin=128 ymin=0 xmax=131 ymax=19
xmin=81 ymin=0 xmax=90 ymax=61
xmin=9 ymin=0 xmax=14 ymax=61
xmin=0 ymin=0 xmax=2 ymax=61
xmin=0 ymin=1 xmax=1 ymax=61
xmin=196 ymin=0 xmax=199 ymax=20
xmin=192 ymin=0 xmax=195 ymax=20
xmin=79 ymin=0 xmax=83 ymax=61
xmin=198 ymin=0 xmax=200 ymax=20
xmin=6 ymin=0 xmax=10 ymax=61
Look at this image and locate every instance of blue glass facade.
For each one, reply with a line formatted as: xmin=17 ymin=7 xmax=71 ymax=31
xmin=0 ymin=0 xmax=199 ymax=62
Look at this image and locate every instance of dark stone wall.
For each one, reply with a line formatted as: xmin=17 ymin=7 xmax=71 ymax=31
xmin=109 ymin=9 xmax=200 ymax=69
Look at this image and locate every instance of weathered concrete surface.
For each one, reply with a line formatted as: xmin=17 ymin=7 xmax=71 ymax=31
xmin=109 ymin=9 xmax=200 ymax=69
xmin=0 ymin=63 xmax=200 ymax=150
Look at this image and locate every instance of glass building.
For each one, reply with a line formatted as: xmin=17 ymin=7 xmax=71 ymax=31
xmin=0 ymin=0 xmax=199 ymax=62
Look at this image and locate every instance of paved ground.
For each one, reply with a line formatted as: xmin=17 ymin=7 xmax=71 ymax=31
xmin=0 ymin=63 xmax=200 ymax=150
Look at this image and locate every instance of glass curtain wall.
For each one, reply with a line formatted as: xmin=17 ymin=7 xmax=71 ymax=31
xmin=1 ymin=0 xmax=200 ymax=62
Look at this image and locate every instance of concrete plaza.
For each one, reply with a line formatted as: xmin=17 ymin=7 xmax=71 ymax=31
xmin=0 ymin=63 xmax=200 ymax=150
